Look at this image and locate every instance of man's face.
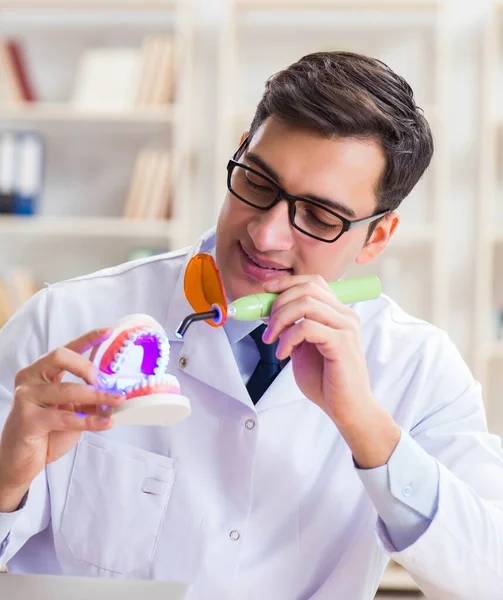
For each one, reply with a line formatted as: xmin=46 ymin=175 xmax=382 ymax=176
xmin=215 ymin=117 xmax=398 ymax=302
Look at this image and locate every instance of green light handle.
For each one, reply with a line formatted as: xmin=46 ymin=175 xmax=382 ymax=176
xmin=227 ymin=275 xmax=381 ymax=321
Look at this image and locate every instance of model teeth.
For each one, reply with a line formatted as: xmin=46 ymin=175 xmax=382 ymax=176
xmin=113 ymin=351 xmax=126 ymax=364
xmin=118 ymin=373 xmax=180 ymax=395
xmin=102 ymin=325 xmax=178 ymax=391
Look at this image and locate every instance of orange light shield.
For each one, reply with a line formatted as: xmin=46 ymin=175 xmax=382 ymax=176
xmin=183 ymin=253 xmax=227 ymax=328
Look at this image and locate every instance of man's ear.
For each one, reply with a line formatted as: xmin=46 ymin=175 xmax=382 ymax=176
xmin=355 ymin=212 xmax=400 ymax=265
xmin=239 ymin=131 xmax=248 ymax=145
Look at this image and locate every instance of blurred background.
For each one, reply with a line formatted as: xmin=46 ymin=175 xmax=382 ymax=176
xmin=0 ymin=0 xmax=500 ymax=595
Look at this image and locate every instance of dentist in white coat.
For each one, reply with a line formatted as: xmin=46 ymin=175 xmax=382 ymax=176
xmin=1 ymin=51 xmax=503 ymax=599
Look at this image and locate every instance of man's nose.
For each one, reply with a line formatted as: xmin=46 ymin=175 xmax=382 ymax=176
xmin=247 ymin=199 xmax=295 ymax=253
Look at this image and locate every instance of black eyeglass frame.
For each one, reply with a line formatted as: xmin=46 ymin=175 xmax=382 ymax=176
xmin=226 ymin=136 xmax=390 ymax=244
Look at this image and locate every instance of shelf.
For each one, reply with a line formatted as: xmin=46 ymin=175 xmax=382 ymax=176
xmin=0 ymin=103 xmax=175 ymax=125
xmin=0 ymin=0 xmax=177 ymax=8
xmin=234 ymin=0 xmax=440 ymax=12
xmin=378 ymin=562 xmax=418 ymax=592
xmin=0 ymin=216 xmax=179 ymax=241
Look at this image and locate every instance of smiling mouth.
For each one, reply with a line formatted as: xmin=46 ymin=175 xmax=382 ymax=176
xmin=240 ymin=244 xmax=292 ymax=272
xmin=94 ymin=321 xmax=181 ymax=400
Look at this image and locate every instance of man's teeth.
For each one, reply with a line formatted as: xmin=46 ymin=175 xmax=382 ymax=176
xmin=250 ymin=256 xmax=288 ymax=270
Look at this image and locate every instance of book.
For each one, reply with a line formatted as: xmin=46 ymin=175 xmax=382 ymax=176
xmin=5 ymin=40 xmax=36 ymax=102
xmin=123 ymin=148 xmax=172 ymax=220
xmin=0 ymin=132 xmax=16 ymax=214
xmin=123 ymin=148 xmax=157 ymax=219
xmin=150 ymin=36 xmax=174 ymax=106
xmin=0 ymin=268 xmax=39 ymax=327
xmin=71 ymin=36 xmax=175 ymax=113
xmin=13 ymin=132 xmax=45 ymax=215
xmin=0 ymin=276 xmax=13 ymax=328
xmin=0 ymin=40 xmax=24 ymax=104
xmin=72 ymin=47 xmax=142 ymax=112
xmin=10 ymin=267 xmax=38 ymax=310
xmin=0 ymin=38 xmax=36 ymax=104
xmin=135 ymin=35 xmax=162 ymax=107
xmin=135 ymin=34 xmax=174 ymax=108
xmin=147 ymin=150 xmax=171 ymax=219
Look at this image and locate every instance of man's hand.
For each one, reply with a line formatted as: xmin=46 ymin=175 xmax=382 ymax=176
xmin=0 ymin=328 xmax=125 ymax=512
xmin=263 ymin=275 xmax=401 ymax=468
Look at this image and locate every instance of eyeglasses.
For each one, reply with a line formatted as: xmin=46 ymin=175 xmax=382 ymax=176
xmin=226 ymin=137 xmax=389 ymax=244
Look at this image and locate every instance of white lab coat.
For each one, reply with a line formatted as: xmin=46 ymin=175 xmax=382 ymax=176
xmin=1 ymin=229 xmax=503 ymax=599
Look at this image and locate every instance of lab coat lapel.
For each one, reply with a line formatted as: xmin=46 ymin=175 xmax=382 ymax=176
xmin=254 ymin=359 xmax=308 ymax=412
xmin=164 ymin=235 xmax=253 ymax=408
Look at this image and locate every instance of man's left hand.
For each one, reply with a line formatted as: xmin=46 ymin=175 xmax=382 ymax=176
xmin=263 ymin=275 xmax=401 ymax=468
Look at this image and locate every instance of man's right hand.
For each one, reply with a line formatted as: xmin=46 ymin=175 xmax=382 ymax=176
xmin=0 ymin=327 xmax=125 ymax=513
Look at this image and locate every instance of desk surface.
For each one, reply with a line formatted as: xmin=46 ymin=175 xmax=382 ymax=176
xmin=0 ymin=574 xmax=190 ymax=600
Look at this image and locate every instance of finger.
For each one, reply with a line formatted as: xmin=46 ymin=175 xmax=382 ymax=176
xmin=266 ymin=276 xmax=356 ymax=321
xmin=264 ymin=274 xmax=331 ymax=295
xmin=72 ymin=403 xmax=114 ymax=417
xmin=18 ymin=346 xmax=103 ymax=387
xmin=16 ymin=327 xmax=113 ymax=386
xmin=276 ymin=319 xmax=341 ymax=361
xmin=64 ymin=327 xmax=114 ymax=355
xmin=268 ymin=280 xmax=346 ymax=317
xmin=39 ymin=407 xmax=114 ymax=433
xmin=16 ymin=381 xmax=125 ymax=409
xmin=264 ymin=296 xmax=353 ymax=344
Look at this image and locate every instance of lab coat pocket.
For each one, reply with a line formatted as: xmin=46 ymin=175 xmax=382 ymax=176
xmin=60 ymin=433 xmax=175 ymax=574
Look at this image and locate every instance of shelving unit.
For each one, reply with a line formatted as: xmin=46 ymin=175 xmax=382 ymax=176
xmin=0 ymin=215 xmax=180 ymax=240
xmin=216 ymin=0 xmax=450 ymax=329
xmin=474 ymin=1 xmax=503 ymax=438
xmin=0 ymin=103 xmax=176 ymax=125
xmin=0 ymin=0 xmax=193 ymax=292
xmin=0 ymin=0 xmax=176 ymax=9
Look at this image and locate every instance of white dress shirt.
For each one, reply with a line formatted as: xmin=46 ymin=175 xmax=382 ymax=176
xmin=0 ymin=228 xmax=503 ymax=599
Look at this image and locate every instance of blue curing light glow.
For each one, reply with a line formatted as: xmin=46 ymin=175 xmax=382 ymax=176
xmin=210 ymin=303 xmax=223 ymax=325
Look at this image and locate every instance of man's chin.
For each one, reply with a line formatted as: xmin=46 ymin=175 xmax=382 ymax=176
xmin=221 ymin=270 xmax=261 ymax=304
xmin=222 ymin=279 xmax=252 ymax=304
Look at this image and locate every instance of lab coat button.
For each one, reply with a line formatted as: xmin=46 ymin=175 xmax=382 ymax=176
xmin=245 ymin=419 xmax=256 ymax=430
xmin=179 ymin=356 xmax=188 ymax=368
xmin=402 ymin=485 xmax=413 ymax=497
xmin=229 ymin=530 xmax=240 ymax=541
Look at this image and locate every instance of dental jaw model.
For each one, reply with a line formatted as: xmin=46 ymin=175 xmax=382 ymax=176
xmin=91 ymin=314 xmax=191 ymax=426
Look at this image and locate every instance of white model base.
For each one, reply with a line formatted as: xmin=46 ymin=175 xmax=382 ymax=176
xmin=112 ymin=393 xmax=191 ymax=426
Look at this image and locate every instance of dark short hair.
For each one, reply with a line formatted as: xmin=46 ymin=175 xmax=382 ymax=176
xmin=248 ymin=51 xmax=434 ymax=234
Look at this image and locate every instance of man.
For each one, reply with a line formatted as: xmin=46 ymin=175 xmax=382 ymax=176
xmin=0 ymin=52 xmax=502 ymax=599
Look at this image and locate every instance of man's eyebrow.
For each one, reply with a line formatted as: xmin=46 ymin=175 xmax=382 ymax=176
xmin=244 ymin=151 xmax=357 ymax=219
